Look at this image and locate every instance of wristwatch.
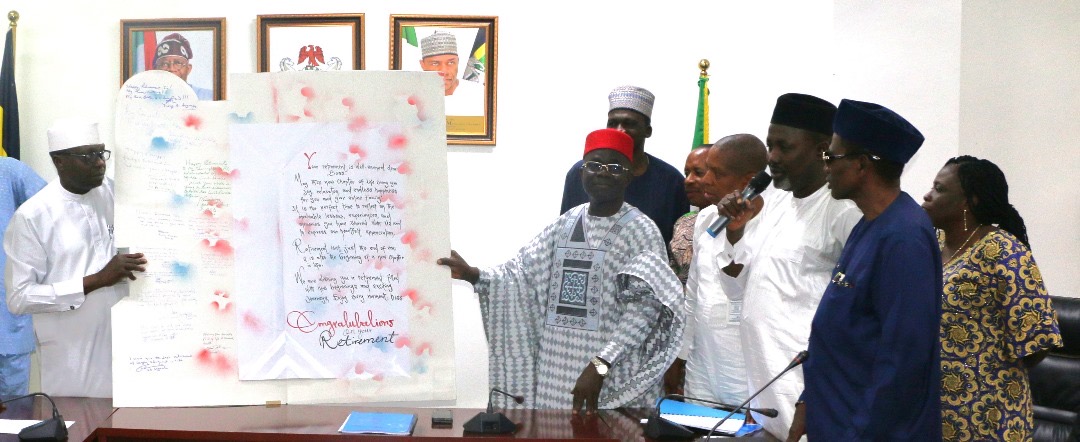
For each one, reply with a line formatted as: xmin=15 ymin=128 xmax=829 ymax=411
xmin=591 ymin=357 xmax=610 ymax=377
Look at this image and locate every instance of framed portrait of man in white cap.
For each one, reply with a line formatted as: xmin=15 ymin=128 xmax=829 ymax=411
xmin=121 ymin=18 xmax=226 ymax=101
xmin=389 ymin=15 xmax=498 ymax=145
xmin=256 ymin=14 xmax=365 ymax=73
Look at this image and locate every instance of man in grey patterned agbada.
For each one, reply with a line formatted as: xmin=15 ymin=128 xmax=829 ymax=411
xmin=440 ymin=128 xmax=684 ymax=414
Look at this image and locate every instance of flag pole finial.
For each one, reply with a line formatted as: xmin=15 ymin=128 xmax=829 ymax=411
xmin=7 ymin=11 xmax=17 ymax=28
xmin=698 ymin=59 xmax=710 ymax=78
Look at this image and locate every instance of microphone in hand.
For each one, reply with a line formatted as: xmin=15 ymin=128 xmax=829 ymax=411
xmin=707 ymin=171 xmax=772 ymax=237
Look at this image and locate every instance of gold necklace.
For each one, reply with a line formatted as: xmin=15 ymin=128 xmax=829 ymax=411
xmin=947 ymin=225 xmax=983 ymax=263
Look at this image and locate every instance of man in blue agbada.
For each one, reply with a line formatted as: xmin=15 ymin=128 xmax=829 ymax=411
xmin=788 ymin=99 xmax=942 ymax=441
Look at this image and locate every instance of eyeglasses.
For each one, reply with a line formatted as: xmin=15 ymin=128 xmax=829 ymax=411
xmin=55 ymin=150 xmax=111 ymax=163
xmin=582 ymin=161 xmax=630 ymax=176
xmin=155 ymin=60 xmax=189 ymax=69
xmin=822 ymin=151 xmax=880 ymax=164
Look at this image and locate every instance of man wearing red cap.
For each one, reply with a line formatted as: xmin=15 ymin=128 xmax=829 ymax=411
xmin=560 ymin=86 xmax=690 ymax=249
xmin=153 ymin=33 xmax=213 ymax=100
xmin=440 ymin=129 xmax=683 ymax=414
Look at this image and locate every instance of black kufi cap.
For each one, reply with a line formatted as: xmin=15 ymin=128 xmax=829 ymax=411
xmin=770 ymin=93 xmax=837 ymax=136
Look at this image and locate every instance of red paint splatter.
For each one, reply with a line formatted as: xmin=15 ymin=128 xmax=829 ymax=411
xmin=194 ymin=348 xmax=234 ymax=375
xmin=300 ymin=86 xmax=315 ymax=98
xmin=347 ymin=117 xmax=367 ymax=131
xmin=215 ymin=356 xmax=234 ymax=374
xmin=415 ymin=343 xmax=433 ymax=356
xmin=353 ymin=363 xmax=365 ymax=374
xmin=242 ymin=311 xmax=264 ymax=333
xmin=397 ymin=161 xmax=412 ymax=175
xmin=403 ymin=290 xmax=434 ymax=313
xmin=206 ymin=199 xmax=224 ymax=208
xmin=202 ymin=209 xmax=214 ymax=217
xmin=297 ymin=217 xmax=315 ymax=233
xmin=377 ymin=193 xmax=406 ymax=209
xmin=401 ymin=230 xmax=418 ymax=247
xmin=349 ymin=144 xmax=367 ymax=160
xmin=342 ymin=97 xmax=355 ymax=108
xmin=271 ymin=85 xmax=281 ymax=123
xmin=394 ymin=336 xmax=411 ymax=349
xmin=201 ymin=239 xmax=234 ymax=256
xmin=373 ymin=373 xmax=385 ymax=382
xmin=215 ymin=290 xmax=230 ymax=298
xmin=303 ymin=108 xmax=313 ymax=117
xmin=408 ymin=95 xmax=428 ymax=121
xmin=374 ymin=260 xmax=385 ymax=270
xmin=284 ymin=115 xmax=301 ymax=123
xmin=212 ymin=167 xmax=239 ymax=179
xmin=389 ymin=135 xmax=407 ymax=149
xmin=184 ymin=114 xmax=203 ymax=129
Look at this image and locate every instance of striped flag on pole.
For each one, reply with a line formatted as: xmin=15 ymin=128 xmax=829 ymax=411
xmin=692 ymin=72 xmax=709 ymax=148
xmin=0 ymin=28 xmax=19 ymax=158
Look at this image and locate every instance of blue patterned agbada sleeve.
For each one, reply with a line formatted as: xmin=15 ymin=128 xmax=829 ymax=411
xmin=988 ymin=232 xmax=1062 ymax=360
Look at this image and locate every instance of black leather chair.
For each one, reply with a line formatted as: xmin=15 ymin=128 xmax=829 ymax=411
xmin=1030 ymin=295 xmax=1080 ymax=442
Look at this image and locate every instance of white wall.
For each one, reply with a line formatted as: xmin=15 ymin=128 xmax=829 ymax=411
xmin=960 ymin=1 xmax=1080 ymax=298
xmin=4 ymin=0 xmax=1074 ymax=407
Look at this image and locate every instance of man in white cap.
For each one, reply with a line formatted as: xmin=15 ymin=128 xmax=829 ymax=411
xmin=153 ymin=32 xmax=213 ymax=100
xmin=419 ymin=31 xmax=483 ymax=116
xmin=4 ymin=119 xmax=147 ymax=398
xmin=560 ymin=86 xmax=690 ymax=249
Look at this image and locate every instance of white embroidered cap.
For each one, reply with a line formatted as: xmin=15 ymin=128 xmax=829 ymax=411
xmin=47 ymin=118 xmax=101 ymax=153
xmin=421 ymin=32 xmax=458 ymax=58
xmin=608 ymin=85 xmax=656 ymax=118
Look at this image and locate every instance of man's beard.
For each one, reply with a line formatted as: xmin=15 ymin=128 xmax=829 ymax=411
xmin=772 ymin=175 xmax=792 ymax=191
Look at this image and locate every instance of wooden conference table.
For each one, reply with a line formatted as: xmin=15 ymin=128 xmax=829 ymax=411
xmin=0 ymin=396 xmax=777 ymax=441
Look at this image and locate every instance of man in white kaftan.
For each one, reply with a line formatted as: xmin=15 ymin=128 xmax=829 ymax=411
xmin=716 ymin=94 xmax=861 ymax=439
xmin=5 ymin=119 xmax=146 ymax=398
xmin=441 ymin=128 xmax=683 ymax=412
xmin=681 ymin=135 xmax=769 ymax=405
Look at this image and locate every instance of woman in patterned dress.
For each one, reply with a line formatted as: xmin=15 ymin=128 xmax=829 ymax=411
xmin=922 ymin=155 xmax=1062 ymax=442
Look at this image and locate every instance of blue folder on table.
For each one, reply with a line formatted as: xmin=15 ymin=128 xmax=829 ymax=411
xmin=658 ymin=398 xmax=763 ymax=436
xmin=338 ymin=411 xmax=417 ymax=435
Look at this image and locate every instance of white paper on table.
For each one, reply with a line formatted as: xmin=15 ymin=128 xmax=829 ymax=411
xmin=640 ymin=414 xmax=744 ymax=435
xmin=0 ymin=420 xmax=75 ymax=434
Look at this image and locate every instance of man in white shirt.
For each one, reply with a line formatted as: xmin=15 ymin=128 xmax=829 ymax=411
xmin=716 ymin=94 xmax=862 ymax=439
xmin=680 ymin=134 xmax=768 ymax=405
xmin=4 ymin=119 xmax=147 ymax=397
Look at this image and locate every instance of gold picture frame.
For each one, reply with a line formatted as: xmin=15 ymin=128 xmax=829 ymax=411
xmin=389 ymin=15 xmax=498 ymax=145
xmin=257 ymin=13 xmax=365 ymax=73
xmin=120 ymin=18 xmax=226 ymax=101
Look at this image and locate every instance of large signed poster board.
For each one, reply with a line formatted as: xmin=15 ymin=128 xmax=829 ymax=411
xmin=112 ymin=70 xmax=453 ymax=406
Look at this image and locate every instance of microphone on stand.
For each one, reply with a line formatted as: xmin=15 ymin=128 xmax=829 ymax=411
xmin=0 ymin=393 xmax=68 ymax=442
xmin=706 ymin=171 xmax=772 ymax=237
xmin=705 ymin=350 xmax=809 ymax=439
xmin=462 ymin=387 xmax=524 ymax=434
xmin=644 ymin=393 xmax=780 ymax=439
